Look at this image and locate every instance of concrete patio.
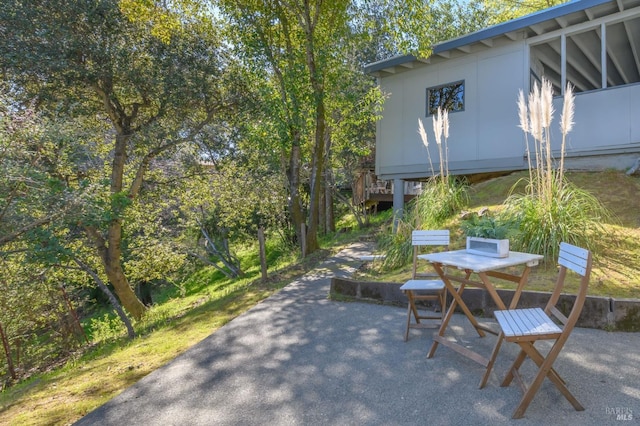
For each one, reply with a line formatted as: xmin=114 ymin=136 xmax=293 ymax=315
xmin=75 ymin=242 xmax=640 ymax=425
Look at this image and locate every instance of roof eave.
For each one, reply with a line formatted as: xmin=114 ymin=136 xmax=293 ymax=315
xmin=365 ymin=0 xmax=613 ymax=75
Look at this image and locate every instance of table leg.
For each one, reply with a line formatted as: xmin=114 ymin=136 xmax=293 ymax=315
xmin=478 ymin=266 xmax=532 ymax=389
xmin=446 ymin=272 xmax=485 ymax=338
xmin=427 ymin=282 xmax=461 ymax=358
xmin=427 ymin=269 xmax=486 ymax=359
xmin=479 ymin=272 xmax=507 ymax=311
xmin=479 ymin=330 xmax=504 ymax=388
xmin=509 ymin=266 xmax=532 ymax=309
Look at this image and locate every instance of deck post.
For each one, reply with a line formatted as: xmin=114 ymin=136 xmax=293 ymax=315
xmin=392 ymin=178 xmax=405 ymax=233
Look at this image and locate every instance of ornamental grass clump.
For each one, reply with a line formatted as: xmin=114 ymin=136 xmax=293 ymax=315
xmin=380 ymin=108 xmax=468 ymax=270
xmin=506 ymin=78 xmax=609 ymax=260
xmin=414 ymin=107 xmax=468 ymax=226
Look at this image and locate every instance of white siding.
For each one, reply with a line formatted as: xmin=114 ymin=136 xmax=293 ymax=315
xmin=376 ymin=42 xmax=640 ymax=180
xmin=376 ymin=43 xmax=528 ymax=179
xmin=558 ymin=83 xmax=640 ymax=153
xmin=476 ymin=50 xmax=525 ymax=161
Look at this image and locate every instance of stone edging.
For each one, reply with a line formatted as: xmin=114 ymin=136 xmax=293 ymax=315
xmin=329 ymin=277 xmax=640 ymax=332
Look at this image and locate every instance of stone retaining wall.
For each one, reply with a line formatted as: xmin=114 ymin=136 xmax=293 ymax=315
xmin=329 ymin=277 xmax=640 ymax=331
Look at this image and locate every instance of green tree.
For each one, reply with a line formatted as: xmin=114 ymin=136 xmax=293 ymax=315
xmin=178 ymin=159 xmax=287 ymax=278
xmin=219 ymin=0 xmax=336 ymax=255
xmin=0 ymin=93 xmax=64 ymax=247
xmin=0 ymin=0 xmax=238 ymax=319
xmin=0 ymin=249 xmax=92 ymax=384
xmin=482 ymin=0 xmax=567 ymax=25
xmin=220 ymin=0 xmax=439 ymax=255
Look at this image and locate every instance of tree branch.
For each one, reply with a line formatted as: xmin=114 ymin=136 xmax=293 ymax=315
xmin=71 ymin=255 xmax=136 ymax=339
xmin=0 ymin=214 xmax=59 ymax=246
xmin=91 ymin=82 xmax=124 ymax=134
xmin=128 ymin=108 xmax=218 ymax=198
xmin=83 ymin=226 xmax=109 ymax=266
xmin=186 ymin=251 xmax=233 ymax=279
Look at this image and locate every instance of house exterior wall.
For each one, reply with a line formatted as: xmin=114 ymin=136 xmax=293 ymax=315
xmin=376 ymin=43 xmax=529 ymax=180
xmin=375 ymin=39 xmax=640 ymax=181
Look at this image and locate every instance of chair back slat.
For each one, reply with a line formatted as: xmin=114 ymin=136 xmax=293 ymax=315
xmin=545 ymin=242 xmax=592 ymax=327
xmin=558 ymin=242 xmax=590 ymax=276
xmin=412 ymin=230 xmax=450 ymax=246
xmin=411 ymin=230 xmax=449 ymax=279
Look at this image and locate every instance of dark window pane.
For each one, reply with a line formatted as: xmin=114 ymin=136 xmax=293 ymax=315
xmin=426 ymin=81 xmax=464 ymax=116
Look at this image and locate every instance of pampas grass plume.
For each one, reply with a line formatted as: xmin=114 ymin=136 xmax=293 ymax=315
xmin=433 ymin=108 xmax=443 ymax=145
xmin=561 ymin=83 xmax=575 ymax=135
xmin=442 ymin=109 xmax=449 ymax=139
xmin=418 ymin=118 xmax=429 ymax=148
xmin=529 ymin=91 xmax=543 ymax=142
xmin=517 ymin=90 xmax=529 ymax=133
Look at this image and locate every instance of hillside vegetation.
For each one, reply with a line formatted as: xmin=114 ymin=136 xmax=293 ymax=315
xmin=0 ymin=170 xmax=638 ymax=426
xmin=470 ymin=170 xmax=640 ymax=298
xmin=368 ymin=170 xmax=640 ymax=299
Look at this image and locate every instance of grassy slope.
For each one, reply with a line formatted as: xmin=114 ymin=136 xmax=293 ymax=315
xmin=467 ymin=170 xmax=640 ymax=297
xmin=360 ymin=170 xmax=640 ymax=298
xmin=0 ymin=248 xmax=337 ymax=425
xmin=0 ymin=286 xmax=279 ymax=425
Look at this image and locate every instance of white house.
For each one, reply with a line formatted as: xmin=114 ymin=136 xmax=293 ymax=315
xmin=365 ymin=0 xmax=640 ymax=213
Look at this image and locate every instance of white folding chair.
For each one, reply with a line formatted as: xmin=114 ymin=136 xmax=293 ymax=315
xmin=399 ymin=230 xmax=449 ymax=341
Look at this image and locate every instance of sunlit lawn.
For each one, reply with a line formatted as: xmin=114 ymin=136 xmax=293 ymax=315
xmin=356 ymin=171 xmax=640 ymax=299
xmin=0 ymin=244 xmax=335 ymax=425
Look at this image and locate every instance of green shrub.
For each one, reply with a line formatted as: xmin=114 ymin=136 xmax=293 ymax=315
xmin=461 ymin=213 xmax=515 ymax=240
xmin=512 ymin=79 xmax=611 ymax=260
xmin=504 ymin=175 xmax=609 ymax=260
xmin=378 ymin=177 xmax=468 ymax=269
xmin=412 ymin=177 xmax=469 ymax=227
xmin=88 ymin=314 xmax=126 ymax=343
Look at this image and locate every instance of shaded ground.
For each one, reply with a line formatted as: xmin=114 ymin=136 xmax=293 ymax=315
xmin=75 ymin=243 xmax=640 ymax=426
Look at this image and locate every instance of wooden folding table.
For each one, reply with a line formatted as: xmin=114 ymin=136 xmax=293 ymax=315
xmin=418 ymin=249 xmax=544 ymax=388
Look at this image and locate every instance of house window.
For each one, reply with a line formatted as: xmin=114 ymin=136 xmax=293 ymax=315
xmin=426 ymin=81 xmax=464 ymax=116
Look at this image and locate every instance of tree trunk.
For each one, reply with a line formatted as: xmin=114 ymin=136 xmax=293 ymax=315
xmin=302 ymin=3 xmax=326 ymax=256
xmin=0 ymin=321 xmax=16 ymax=380
xmin=287 ymin=142 xmax=305 ymax=252
xmin=325 ymin=173 xmax=335 ymax=233
xmin=306 ymin=116 xmax=324 ymax=254
xmin=187 ymin=251 xmax=233 ymax=279
xmin=319 ymin=183 xmax=326 ymax=235
xmin=101 ymin=131 xmax=146 ymax=320
xmin=85 ymin=224 xmax=146 ymax=321
xmin=103 ymin=251 xmax=146 ymax=320
xmin=258 ymin=227 xmax=268 ymax=282
xmin=196 ymin=218 xmax=242 ymax=278
xmin=324 ymin=130 xmax=335 ymax=233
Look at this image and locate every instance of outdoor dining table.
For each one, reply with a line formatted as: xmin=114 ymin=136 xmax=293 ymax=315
xmin=418 ymin=249 xmax=544 ymax=388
